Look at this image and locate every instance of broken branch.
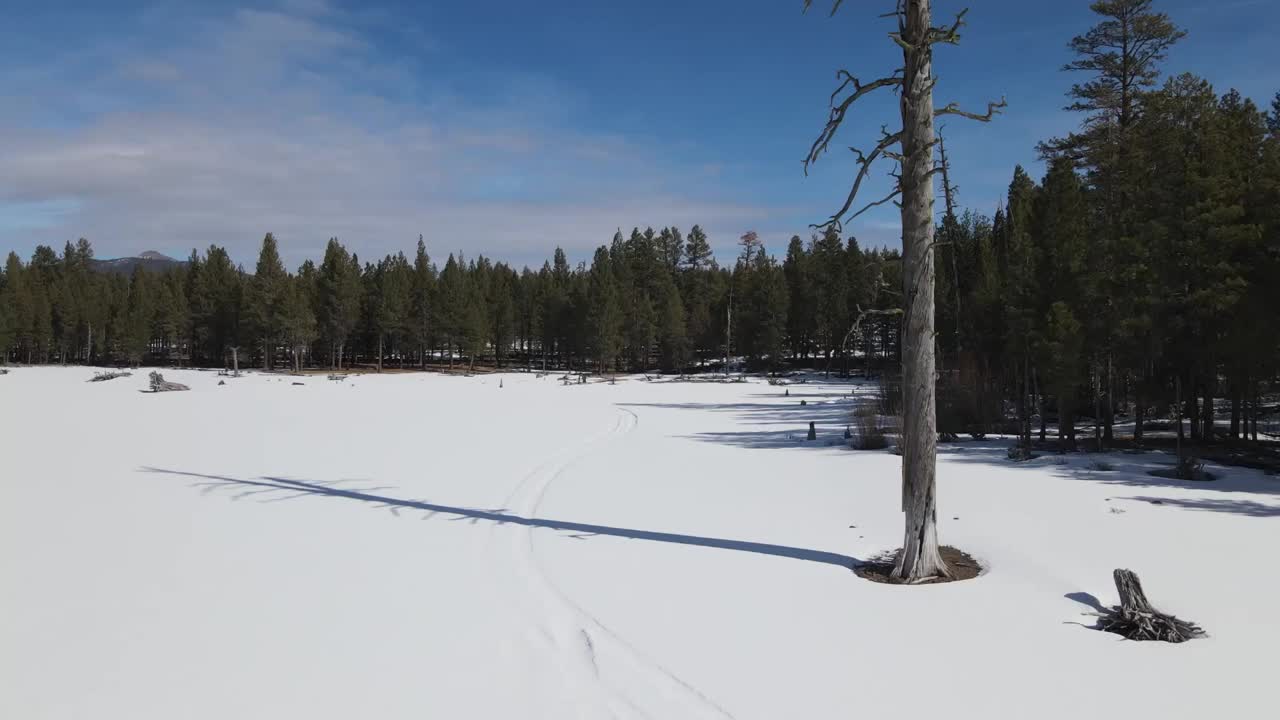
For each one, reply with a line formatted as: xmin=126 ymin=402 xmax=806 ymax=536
xmin=935 ymin=98 xmax=1008 ymax=122
xmin=813 ymin=129 xmax=904 ymax=230
xmin=805 ymin=72 xmax=904 ymax=174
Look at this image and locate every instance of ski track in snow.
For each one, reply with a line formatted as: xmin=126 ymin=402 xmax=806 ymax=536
xmin=490 ymin=405 xmax=736 ymax=720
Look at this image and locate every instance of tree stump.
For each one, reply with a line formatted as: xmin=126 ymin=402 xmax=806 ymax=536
xmin=807 ymin=421 xmax=817 ymax=441
xmin=1093 ymin=569 xmax=1205 ymax=642
xmin=148 ymin=371 xmax=190 ymax=393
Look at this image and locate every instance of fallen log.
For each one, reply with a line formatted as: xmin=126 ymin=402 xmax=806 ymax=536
xmin=90 ymin=370 xmax=132 ymax=382
xmin=147 ymin=371 xmax=190 ymax=393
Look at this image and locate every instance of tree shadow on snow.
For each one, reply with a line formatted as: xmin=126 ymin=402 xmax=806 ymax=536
xmin=1115 ymin=496 xmax=1280 ymax=517
xmin=619 ymin=396 xmax=872 ymax=451
xmin=1064 ymin=591 xmax=1106 ymax=612
xmin=139 ymin=467 xmax=861 ymax=570
xmin=937 ymin=442 xmax=1280 ymax=499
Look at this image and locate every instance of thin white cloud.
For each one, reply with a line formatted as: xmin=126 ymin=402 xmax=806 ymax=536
xmin=0 ymin=1 xmax=773 ymax=267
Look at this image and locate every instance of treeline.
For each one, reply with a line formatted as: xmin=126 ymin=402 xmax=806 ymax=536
xmin=1 ymin=2 xmax=1276 ymax=448
xmin=929 ymin=1 xmax=1280 ymax=447
xmin=0 ymin=228 xmax=907 ymax=375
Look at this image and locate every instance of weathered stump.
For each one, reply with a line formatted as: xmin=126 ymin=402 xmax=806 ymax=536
xmin=807 ymin=421 xmax=817 ymax=441
xmin=1094 ymin=569 xmax=1205 ymax=643
xmin=148 ymin=371 xmax=190 ymax=393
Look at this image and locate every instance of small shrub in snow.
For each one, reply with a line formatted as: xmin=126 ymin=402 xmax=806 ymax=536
xmin=1007 ymin=444 xmax=1036 ymax=462
xmin=876 ymin=376 xmax=902 ymax=417
xmin=849 ymin=406 xmax=888 ymax=450
xmin=1146 ymin=456 xmax=1214 ymax=482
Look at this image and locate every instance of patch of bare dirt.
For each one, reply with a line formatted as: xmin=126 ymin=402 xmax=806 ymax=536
xmin=854 ymin=546 xmax=982 ymax=584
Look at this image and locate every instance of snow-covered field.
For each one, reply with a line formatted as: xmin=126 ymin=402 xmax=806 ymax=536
xmin=2 ymin=367 xmax=1277 ymax=719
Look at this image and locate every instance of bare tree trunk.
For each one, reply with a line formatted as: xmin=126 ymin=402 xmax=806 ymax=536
xmin=1201 ymin=381 xmax=1213 ymax=443
xmin=232 ymin=346 xmax=239 ymax=374
xmin=1103 ymin=353 xmax=1114 ymax=442
xmin=1175 ymin=375 xmax=1184 ymax=463
xmin=1034 ymin=366 xmax=1046 ymax=442
xmin=1229 ymin=381 xmax=1240 ymax=442
xmin=1250 ymin=382 xmax=1259 ymax=442
xmin=937 ymin=130 xmax=963 ymax=356
xmin=1094 ymin=364 xmax=1103 ymax=452
xmin=1187 ymin=374 xmax=1200 ymax=442
xmin=1017 ymin=356 xmax=1029 ymax=446
xmin=377 ymin=334 xmax=384 ymax=373
xmin=892 ymin=0 xmax=948 ymax=582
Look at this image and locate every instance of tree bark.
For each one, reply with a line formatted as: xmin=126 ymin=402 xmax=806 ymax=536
xmin=1133 ymin=384 xmax=1145 ymax=446
xmin=1250 ymin=383 xmax=1259 ymax=442
xmin=1094 ymin=365 xmax=1103 ymax=452
xmin=1229 ymin=381 xmax=1241 ymax=442
xmin=1103 ymin=353 xmax=1114 ymax=442
xmin=1034 ymin=366 xmax=1046 ymax=442
xmin=1187 ymin=375 xmax=1200 ymax=442
xmin=1114 ymin=569 xmax=1155 ymax=614
xmin=1201 ymin=382 xmax=1213 ymax=443
xmin=891 ymin=0 xmax=948 ymax=582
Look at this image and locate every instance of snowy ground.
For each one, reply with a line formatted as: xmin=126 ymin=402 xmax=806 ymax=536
xmin=2 ymin=367 xmax=1278 ymax=719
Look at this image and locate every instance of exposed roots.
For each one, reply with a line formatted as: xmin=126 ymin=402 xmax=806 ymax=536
xmin=1092 ymin=607 xmax=1206 ymax=643
xmin=855 ymin=546 xmax=981 ymax=584
xmin=1091 ymin=569 xmax=1206 ymax=643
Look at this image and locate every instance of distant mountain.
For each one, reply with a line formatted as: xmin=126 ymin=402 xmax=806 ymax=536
xmin=90 ymin=251 xmax=187 ymax=275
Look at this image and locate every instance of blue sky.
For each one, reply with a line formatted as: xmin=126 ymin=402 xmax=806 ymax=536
xmin=1 ymin=0 xmax=1276 ymax=268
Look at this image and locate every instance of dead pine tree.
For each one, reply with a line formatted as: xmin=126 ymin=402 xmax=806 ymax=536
xmin=804 ymin=0 xmax=1004 ymax=582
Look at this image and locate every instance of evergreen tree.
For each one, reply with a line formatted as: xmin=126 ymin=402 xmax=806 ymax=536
xmin=247 ymin=233 xmax=288 ymax=370
xmin=1045 ymin=301 xmax=1086 ymax=449
xmin=749 ymin=250 xmax=789 ymax=371
xmin=411 ymin=236 xmax=436 ymax=367
xmin=811 ymin=227 xmax=849 ymax=371
xmin=437 ymin=253 xmax=466 ymax=368
xmin=655 ymin=272 xmax=688 ymax=373
xmin=682 ymin=225 xmax=714 ymax=359
xmin=585 ymin=246 xmax=623 ymax=372
xmin=122 ymin=267 xmax=153 ymax=365
xmin=783 ymin=235 xmax=814 ymax=360
xmin=461 ymin=258 xmax=490 ymax=370
xmin=281 ymin=273 xmax=318 ymax=372
xmin=317 ymin=238 xmax=361 ymax=369
xmin=0 ymin=254 xmax=17 ymax=363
